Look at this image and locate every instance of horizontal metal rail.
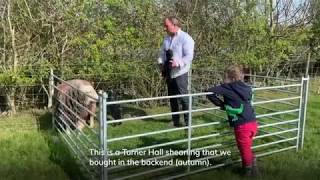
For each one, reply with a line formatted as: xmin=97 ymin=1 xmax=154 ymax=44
xmin=108 ymin=139 xmax=189 ymax=156
xmin=191 ymin=121 xmax=220 ymax=128
xmin=54 ymin=97 xmax=99 ymax=135
xmin=256 ymin=109 xmax=300 ymax=119
xmin=105 ymin=84 xmax=300 ymax=106
xmin=254 ymin=128 xmax=298 ymax=139
xmin=253 ymin=96 xmax=300 ymax=105
xmin=255 ymin=104 xmax=299 ymax=117
xmin=254 ymin=84 xmax=301 ymax=91
xmin=191 ymin=133 xmax=220 ymax=141
xmin=108 ymin=121 xmax=220 ymax=143
xmin=258 ymin=129 xmax=293 ymax=142
xmin=255 ymin=96 xmax=298 ymax=107
xmin=264 ymin=88 xmax=299 ymax=95
xmin=252 ymin=137 xmax=297 ymax=149
xmin=255 ymin=146 xmax=297 ymax=157
xmin=107 ymin=110 xmax=190 ymax=124
xmin=259 ymin=120 xmax=297 ymax=133
xmin=58 ymin=108 xmax=99 ymax=149
xmin=107 ymin=99 xmax=299 ymax=125
xmin=246 ymin=75 xmax=300 ymax=82
xmin=259 ymin=119 xmax=299 ymax=128
xmin=105 ymin=92 xmax=212 ymax=105
xmin=108 ymin=126 xmax=188 ymax=143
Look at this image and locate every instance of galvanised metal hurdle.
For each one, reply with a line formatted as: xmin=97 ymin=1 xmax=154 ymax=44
xmin=50 ymin=70 xmax=309 ymax=180
xmin=49 ymin=70 xmax=101 ymax=180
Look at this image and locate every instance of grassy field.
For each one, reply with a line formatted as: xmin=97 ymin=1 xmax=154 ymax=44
xmin=0 ymin=110 xmax=89 ymax=180
xmin=0 ymin=80 xmax=319 ymax=180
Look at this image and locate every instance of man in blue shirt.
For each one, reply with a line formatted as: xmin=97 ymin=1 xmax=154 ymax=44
xmin=158 ymin=16 xmax=195 ymax=127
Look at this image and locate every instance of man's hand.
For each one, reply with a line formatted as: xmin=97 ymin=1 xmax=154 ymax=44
xmin=170 ymin=59 xmax=179 ymax=68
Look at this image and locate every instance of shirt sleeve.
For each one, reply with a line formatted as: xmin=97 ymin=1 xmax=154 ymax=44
xmin=206 ymin=86 xmax=225 ymax=107
xmin=157 ymin=41 xmax=166 ymax=64
xmin=177 ymin=35 xmax=194 ymax=67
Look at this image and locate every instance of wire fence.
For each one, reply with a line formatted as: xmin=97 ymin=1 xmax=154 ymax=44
xmin=50 ymin=69 xmax=309 ymax=180
xmin=0 ymin=58 xmax=319 ymax=112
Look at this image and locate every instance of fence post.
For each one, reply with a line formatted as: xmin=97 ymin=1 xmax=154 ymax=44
xmin=188 ymin=69 xmax=192 ymax=94
xmin=99 ymin=91 xmax=107 ymax=180
xmin=48 ymin=68 xmax=54 ymax=108
xmin=99 ymin=91 xmax=103 ymax=180
xmin=297 ymin=76 xmax=309 ymax=151
xmin=300 ymin=76 xmax=309 ymax=149
xmin=49 ymin=68 xmax=55 ymax=129
xmin=187 ymin=93 xmax=193 ymax=172
xmin=296 ymin=77 xmax=304 ymax=151
xmin=99 ymin=91 xmax=108 ymax=180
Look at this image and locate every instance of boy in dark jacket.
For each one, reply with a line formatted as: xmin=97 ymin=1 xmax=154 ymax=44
xmin=207 ymin=65 xmax=259 ymax=176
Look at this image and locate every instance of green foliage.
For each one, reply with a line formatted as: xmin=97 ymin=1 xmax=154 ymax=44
xmin=0 ymin=0 xmax=318 ymax=111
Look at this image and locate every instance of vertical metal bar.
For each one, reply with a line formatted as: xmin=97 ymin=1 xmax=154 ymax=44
xmin=48 ymin=68 xmax=54 ymax=108
xmin=296 ymin=77 xmax=304 ymax=151
xmin=187 ymin=93 xmax=193 ymax=172
xmin=300 ymin=76 xmax=309 ymax=149
xmin=99 ymin=91 xmax=105 ymax=180
xmin=102 ymin=92 xmax=108 ymax=180
xmin=188 ymin=69 xmax=192 ymax=94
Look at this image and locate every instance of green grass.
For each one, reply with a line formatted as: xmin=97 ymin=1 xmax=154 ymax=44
xmin=0 ymin=110 xmax=86 ymax=180
xmin=0 ymin=81 xmax=319 ymax=180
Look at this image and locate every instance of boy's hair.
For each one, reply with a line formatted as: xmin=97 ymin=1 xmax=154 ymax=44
xmin=224 ymin=65 xmax=244 ymax=83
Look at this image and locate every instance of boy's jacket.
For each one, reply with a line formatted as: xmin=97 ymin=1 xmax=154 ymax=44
xmin=207 ymin=81 xmax=256 ymax=127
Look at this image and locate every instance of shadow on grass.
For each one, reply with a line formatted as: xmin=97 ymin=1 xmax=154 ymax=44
xmin=36 ymin=111 xmax=52 ymax=131
xmin=47 ymin=132 xmax=92 ymax=180
xmin=36 ymin=112 xmax=90 ymax=180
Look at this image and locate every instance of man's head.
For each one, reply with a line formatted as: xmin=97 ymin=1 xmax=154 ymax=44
xmin=164 ymin=16 xmax=180 ymax=36
xmin=224 ymin=65 xmax=244 ymax=83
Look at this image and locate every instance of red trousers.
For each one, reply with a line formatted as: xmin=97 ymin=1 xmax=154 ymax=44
xmin=234 ymin=121 xmax=258 ymax=167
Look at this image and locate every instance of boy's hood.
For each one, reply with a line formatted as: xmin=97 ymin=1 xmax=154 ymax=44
xmin=222 ymin=81 xmax=251 ymax=101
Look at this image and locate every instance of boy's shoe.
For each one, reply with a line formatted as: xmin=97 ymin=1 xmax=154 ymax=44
xmin=243 ymin=166 xmax=253 ymax=177
xmin=252 ymin=158 xmax=261 ymax=177
xmin=242 ymin=158 xmax=261 ymax=177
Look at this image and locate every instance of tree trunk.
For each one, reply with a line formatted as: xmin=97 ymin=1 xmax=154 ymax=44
xmin=5 ymin=88 xmax=16 ymax=115
xmin=6 ymin=1 xmax=17 ymax=114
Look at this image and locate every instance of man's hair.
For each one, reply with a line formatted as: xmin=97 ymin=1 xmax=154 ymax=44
xmin=224 ymin=65 xmax=244 ymax=82
xmin=166 ymin=16 xmax=181 ymax=27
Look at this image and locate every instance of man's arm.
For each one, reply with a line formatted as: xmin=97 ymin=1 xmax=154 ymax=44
xmin=157 ymin=41 xmax=166 ymax=65
xmin=173 ymin=35 xmax=194 ymax=67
